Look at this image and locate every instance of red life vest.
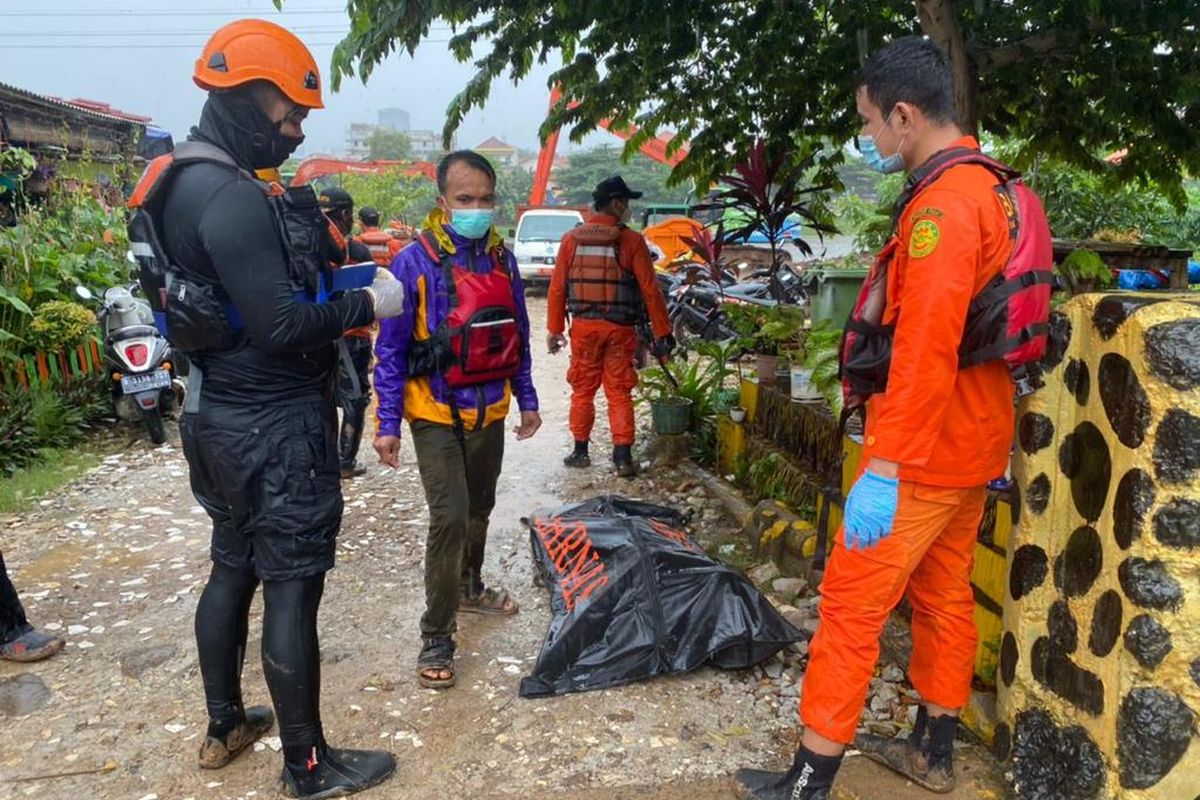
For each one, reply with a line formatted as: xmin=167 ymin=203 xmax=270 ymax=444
xmin=408 ymin=232 xmax=523 ymax=389
xmin=840 ymin=148 xmax=1053 ymax=406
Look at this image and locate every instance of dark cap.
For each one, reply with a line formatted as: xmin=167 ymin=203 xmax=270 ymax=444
xmin=592 ymin=175 xmax=643 ymax=205
xmin=318 ymin=186 xmax=353 ymax=210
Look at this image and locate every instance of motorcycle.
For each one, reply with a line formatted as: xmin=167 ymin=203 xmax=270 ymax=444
xmin=665 ymin=262 xmax=807 ymax=342
xmin=75 ymin=283 xmax=182 ymax=445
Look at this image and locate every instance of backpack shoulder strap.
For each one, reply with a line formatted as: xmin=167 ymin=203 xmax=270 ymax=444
xmin=892 ymin=147 xmax=1021 ymax=230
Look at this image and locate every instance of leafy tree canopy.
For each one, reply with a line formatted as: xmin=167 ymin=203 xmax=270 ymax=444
xmin=552 ymin=145 xmax=695 ymax=207
xmin=317 ymin=0 xmax=1200 ymax=200
xmin=366 ymin=128 xmax=412 ymax=161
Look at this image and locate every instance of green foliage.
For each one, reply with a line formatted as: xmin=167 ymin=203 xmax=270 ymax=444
xmin=322 ymin=0 xmax=1200 ymax=200
xmin=553 ymin=145 xmax=694 ymax=207
xmin=493 ymin=166 xmax=533 ymax=227
xmin=26 ymin=301 xmax=97 ymax=352
xmin=335 ymin=171 xmax=438 ymax=227
xmin=723 ymin=303 xmax=806 ymax=356
xmin=637 ymin=341 xmax=734 ymax=434
xmin=746 ymin=453 xmax=791 ymax=503
xmin=831 ymin=173 xmax=904 ymax=253
xmin=0 ymin=146 xmax=37 ymax=178
xmin=0 ymin=374 xmax=109 ymax=478
xmin=366 ymin=128 xmax=413 ymax=160
xmin=0 ymin=187 xmax=130 ymax=360
xmin=803 ymin=322 xmax=844 ymax=416
xmin=1055 ymin=248 xmax=1115 ymax=299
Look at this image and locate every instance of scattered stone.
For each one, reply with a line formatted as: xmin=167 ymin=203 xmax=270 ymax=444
xmin=765 ymin=662 xmax=783 ymax=680
xmin=771 ymin=577 xmax=807 ymax=599
xmin=120 ymin=645 xmax=177 ymax=680
xmin=881 ymin=665 xmax=905 ymax=683
xmin=0 ymin=674 xmax=51 ymax=716
xmin=747 ymin=561 xmax=781 ymax=586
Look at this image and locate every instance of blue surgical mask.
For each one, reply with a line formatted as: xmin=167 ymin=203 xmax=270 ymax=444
xmin=449 ymin=208 xmax=494 ymax=240
xmin=857 ymin=112 xmax=907 ymax=174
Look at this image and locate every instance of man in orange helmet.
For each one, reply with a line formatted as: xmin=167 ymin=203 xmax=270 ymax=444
xmin=547 ymin=175 xmax=673 ymax=477
xmin=139 ymin=19 xmax=400 ymax=798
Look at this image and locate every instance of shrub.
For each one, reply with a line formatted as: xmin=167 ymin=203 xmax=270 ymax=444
xmin=26 ymin=300 xmax=97 ymax=352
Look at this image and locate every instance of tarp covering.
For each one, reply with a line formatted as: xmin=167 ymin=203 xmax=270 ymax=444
xmin=520 ymin=495 xmax=803 ymax=698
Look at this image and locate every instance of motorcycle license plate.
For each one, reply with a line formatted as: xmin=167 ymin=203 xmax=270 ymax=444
xmin=120 ymin=368 xmax=170 ymax=395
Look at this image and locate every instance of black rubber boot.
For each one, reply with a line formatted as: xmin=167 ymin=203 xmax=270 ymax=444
xmin=282 ymin=744 xmax=397 ymax=799
xmin=613 ymin=444 xmax=637 ymax=477
xmin=339 ymin=418 xmax=365 ymax=478
xmin=854 ymin=706 xmax=957 ymax=793
xmin=563 ymin=441 xmax=591 ymax=468
xmin=733 ymin=746 xmax=842 ymax=799
xmin=198 ymin=705 xmax=275 ymax=769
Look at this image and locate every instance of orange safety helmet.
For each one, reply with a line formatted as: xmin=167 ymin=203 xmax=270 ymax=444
xmin=194 ymin=19 xmax=324 ymax=109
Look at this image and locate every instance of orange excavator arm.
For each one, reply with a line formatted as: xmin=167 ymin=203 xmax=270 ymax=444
xmin=291 ymin=157 xmax=437 ymax=186
xmin=529 ymin=86 xmax=689 ymax=206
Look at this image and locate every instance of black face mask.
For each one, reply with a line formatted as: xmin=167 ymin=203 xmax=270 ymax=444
xmin=200 ymin=91 xmax=305 ymax=170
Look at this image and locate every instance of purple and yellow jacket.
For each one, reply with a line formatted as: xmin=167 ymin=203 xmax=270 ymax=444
xmin=374 ymin=214 xmax=538 ymax=437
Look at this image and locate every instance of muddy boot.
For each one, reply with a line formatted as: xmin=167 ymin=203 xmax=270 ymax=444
xmin=563 ymin=441 xmax=591 ymax=468
xmin=282 ymin=744 xmax=397 ymax=799
xmin=733 ymin=746 xmax=842 ymax=799
xmin=198 ymin=705 xmax=275 ymax=769
xmin=854 ymin=706 xmax=957 ymax=793
xmin=0 ymin=628 xmax=64 ymax=662
xmin=340 ymin=462 xmax=367 ymax=480
xmin=613 ymin=444 xmax=637 ymax=478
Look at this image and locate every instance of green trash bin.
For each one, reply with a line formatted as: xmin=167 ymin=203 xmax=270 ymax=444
xmin=809 ymin=267 xmax=869 ymax=327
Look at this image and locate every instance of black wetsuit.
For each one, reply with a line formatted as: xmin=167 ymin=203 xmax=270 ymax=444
xmin=163 ymin=92 xmax=373 ymax=763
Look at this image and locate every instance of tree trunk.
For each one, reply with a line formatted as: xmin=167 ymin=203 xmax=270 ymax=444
xmin=915 ymin=0 xmax=979 ymax=135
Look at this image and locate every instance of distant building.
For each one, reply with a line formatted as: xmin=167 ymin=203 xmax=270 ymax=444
xmin=0 ymin=82 xmax=149 ymax=165
xmin=378 ymin=108 xmax=410 ymax=132
xmin=345 ymin=122 xmax=375 ymax=160
xmin=474 ymin=136 xmax=519 ymax=168
xmin=408 ymin=129 xmax=454 ymax=160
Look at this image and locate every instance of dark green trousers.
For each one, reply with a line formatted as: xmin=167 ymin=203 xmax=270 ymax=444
xmin=410 ymin=419 xmax=505 ymax=638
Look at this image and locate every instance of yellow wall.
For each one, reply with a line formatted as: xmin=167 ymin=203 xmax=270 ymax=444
xmin=997 ymin=294 xmax=1200 ymax=798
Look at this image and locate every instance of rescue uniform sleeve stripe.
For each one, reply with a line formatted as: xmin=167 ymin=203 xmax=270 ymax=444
xmin=130 ymin=242 xmax=155 ymax=257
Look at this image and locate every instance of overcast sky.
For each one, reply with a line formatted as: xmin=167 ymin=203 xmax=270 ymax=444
xmin=0 ymin=0 xmax=606 ymax=157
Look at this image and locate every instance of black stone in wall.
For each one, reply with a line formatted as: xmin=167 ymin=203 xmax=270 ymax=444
xmin=1063 ymin=358 xmax=1091 ymax=405
xmin=1043 ymin=311 xmax=1071 ymax=370
xmin=1026 ymin=473 xmax=1051 ymax=516
xmin=1010 ymin=709 xmax=1105 ymax=800
xmin=1145 ymin=317 xmax=1200 ymax=391
xmin=1053 ymin=526 xmax=1103 ymax=598
xmin=1153 ymin=409 xmax=1200 ymax=485
xmin=1088 ymin=590 xmax=1123 ymax=657
xmin=1058 ymin=423 xmax=1112 ymax=522
xmin=1119 ymin=557 xmax=1184 ymax=611
xmin=1117 ymin=687 xmax=1195 ymax=789
xmin=1153 ymin=497 xmax=1200 ymax=549
xmin=1097 ymin=354 xmax=1151 ymax=450
xmin=1019 ymin=412 xmax=1055 ymax=455
xmin=1010 ymin=544 xmax=1049 ymax=601
xmin=1112 ymin=469 xmax=1155 ymax=550
xmin=1123 ymin=614 xmax=1172 ymax=668
xmin=1030 ymin=636 xmax=1104 ymax=716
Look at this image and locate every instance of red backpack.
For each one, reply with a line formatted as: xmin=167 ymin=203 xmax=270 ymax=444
xmin=840 ymin=148 xmax=1053 ymax=407
xmin=407 ymin=232 xmax=523 ymax=390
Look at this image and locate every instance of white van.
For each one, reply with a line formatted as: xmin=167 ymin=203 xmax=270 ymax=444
xmin=512 ymin=206 xmax=586 ymax=286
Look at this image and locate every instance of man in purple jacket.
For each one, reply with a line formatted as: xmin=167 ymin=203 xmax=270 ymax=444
xmin=373 ymin=151 xmax=541 ymax=690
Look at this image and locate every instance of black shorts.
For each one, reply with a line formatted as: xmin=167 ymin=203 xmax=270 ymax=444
xmin=180 ymin=399 xmax=342 ymax=581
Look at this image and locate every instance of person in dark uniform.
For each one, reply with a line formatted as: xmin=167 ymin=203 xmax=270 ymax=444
xmin=136 ymin=19 xmax=404 ymax=798
xmin=0 ymin=551 xmax=64 ymax=662
xmin=319 ymin=186 xmax=375 ymax=479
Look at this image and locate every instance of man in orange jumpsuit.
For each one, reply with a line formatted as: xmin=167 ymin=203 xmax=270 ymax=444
xmin=735 ymin=36 xmax=1034 ymax=799
xmin=547 ymin=175 xmax=673 ymax=477
xmin=355 ymin=206 xmax=402 ymax=267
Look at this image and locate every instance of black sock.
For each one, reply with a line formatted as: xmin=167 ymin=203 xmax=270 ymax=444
xmin=613 ymin=444 xmax=632 ymax=461
xmin=573 ymin=440 xmax=589 ymax=455
xmin=788 ymin=745 xmax=843 ymax=791
xmin=925 ymin=713 xmax=959 ymax=768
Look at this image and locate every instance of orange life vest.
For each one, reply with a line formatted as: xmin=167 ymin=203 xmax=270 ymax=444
xmin=357 ymin=228 xmax=398 ymax=267
xmin=566 ymin=223 xmax=642 ymax=326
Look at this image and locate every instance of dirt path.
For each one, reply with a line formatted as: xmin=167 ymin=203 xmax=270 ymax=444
xmin=0 ymin=298 xmax=1003 ymax=800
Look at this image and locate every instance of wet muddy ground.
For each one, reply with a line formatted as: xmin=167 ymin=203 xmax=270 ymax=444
xmin=0 ymin=299 xmax=1004 ymax=800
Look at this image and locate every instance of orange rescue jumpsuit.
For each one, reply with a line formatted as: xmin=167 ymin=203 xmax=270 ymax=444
xmin=548 ymin=212 xmax=672 ymax=446
xmin=801 ymin=137 xmax=1017 ymax=744
xmin=355 ymin=226 xmax=403 ymax=268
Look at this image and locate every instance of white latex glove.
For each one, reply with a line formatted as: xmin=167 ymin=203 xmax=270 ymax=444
xmin=365 ymin=269 xmax=404 ymax=319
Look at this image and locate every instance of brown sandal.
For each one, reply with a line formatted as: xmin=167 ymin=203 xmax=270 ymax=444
xmin=417 ymin=637 xmax=456 ymax=690
xmin=458 ymin=586 xmax=519 ymax=616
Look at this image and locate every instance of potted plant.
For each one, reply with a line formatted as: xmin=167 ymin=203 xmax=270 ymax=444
xmin=729 ymin=406 xmax=747 ymax=423
xmin=695 ymin=140 xmax=835 ymax=302
xmin=723 ymin=303 xmax=806 ymax=382
xmin=1055 ymin=247 xmax=1114 ymax=299
xmin=637 ymin=347 xmax=733 ymax=436
xmin=799 ymin=322 xmax=844 ymax=412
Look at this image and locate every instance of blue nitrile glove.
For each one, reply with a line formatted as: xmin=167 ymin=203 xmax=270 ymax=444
xmin=843 ymin=471 xmax=900 ymax=550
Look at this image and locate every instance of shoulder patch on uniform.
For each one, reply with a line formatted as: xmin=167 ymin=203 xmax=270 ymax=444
xmin=909 ymin=219 xmax=941 ymax=259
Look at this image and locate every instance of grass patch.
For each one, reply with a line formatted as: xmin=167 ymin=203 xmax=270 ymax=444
xmin=0 ymin=447 xmax=102 ymax=514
